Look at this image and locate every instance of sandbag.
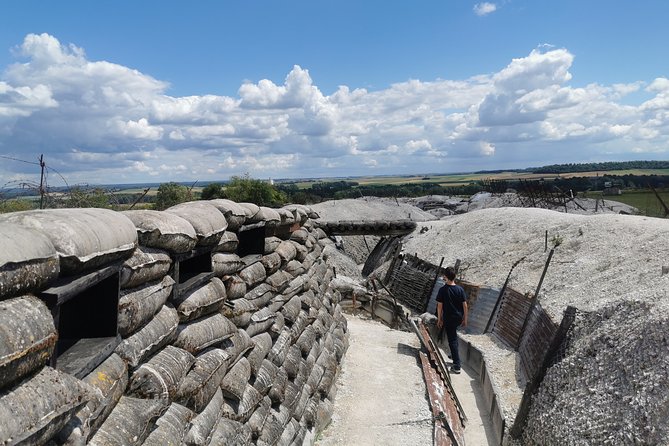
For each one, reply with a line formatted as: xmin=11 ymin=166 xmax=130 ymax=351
xmin=119 ymin=247 xmax=171 ymax=289
xmin=261 ymin=252 xmax=282 ymax=275
xmin=266 ymin=270 xmax=292 ymax=292
xmin=0 ymin=208 xmax=137 ymax=274
xmin=294 ymin=357 xmax=311 ymax=389
xmin=118 ymin=276 xmax=175 ymax=337
xmin=57 ymin=353 xmax=128 ymax=445
xmin=237 ymin=202 xmax=261 ymax=222
xmin=245 ymin=317 xmax=275 ymax=338
xmin=142 ymin=402 xmax=194 ymax=446
xmin=264 ymin=236 xmax=282 ymax=254
xmin=177 ymin=348 xmax=231 ymax=412
xmin=281 ymin=295 xmax=302 ymax=324
xmin=276 ymin=208 xmax=295 ymax=227
xmin=88 ymin=396 xmax=167 ymax=446
xmin=283 ymin=346 xmax=302 ymax=380
xmin=212 ymin=253 xmax=245 ymax=277
xmin=220 ymin=329 xmax=254 ymax=364
xmin=289 ymin=228 xmax=309 ymax=245
xmin=115 ymin=305 xmax=179 ymax=368
xmin=221 ymin=384 xmax=263 ymax=422
xmin=122 ymin=210 xmax=197 ymax=253
xmin=268 ymin=367 xmax=288 ymax=405
xmin=247 ymin=333 xmax=273 ymax=375
xmin=293 ymin=384 xmax=313 ymax=421
xmin=259 ymin=405 xmax=291 ymax=445
xmin=225 ymin=275 xmax=247 ymax=299
xmin=209 ymin=417 xmax=252 ymax=446
xmin=290 ymin=311 xmax=309 ymax=343
xmin=184 ymin=388 xmax=224 ymax=446
xmin=281 ymin=276 xmax=306 ymax=300
xmin=247 ymin=396 xmax=272 ymax=438
xmin=283 ymin=205 xmax=310 ymax=225
xmin=173 ymin=312 xmax=238 ymax=354
xmin=268 ymin=329 xmax=292 ymax=367
xmin=0 ymin=296 xmax=57 ymax=390
xmin=222 ymin=298 xmax=257 ymax=327
xmin=315 ymin=398 xmax=334 ymax=432
xmin=207 ymin=199 xmax=246 ymax=231
xmin=303 ymin=396 xmax=319 ymax=428
xmin=284 ymin=260 xmax=306 ymax=277
xmin=0 ymin=367 xmax=96 ymax=446
xmin=128 ymin=345 xmax=194 ymax=400
xmin=277 ymin=417 xmax=299 ymax=446
xmin=253 ymin=359 xmax=278 ymax=396
xmin=270 ymin=312 xmax=286 ymax=338
xmin=256 ymin=206 xmax=281 ymax=226
xmin=173 ymin=277 xmax=227 ymax=323
xmin=239 ymin=262 xmax=267 ymax=288
xmin=220 ymin=357 xmax=251 ymax=401
xmin=275 ymin=240 xmax=297 ymax=263
xmin=292 ymin=241 xmax=308 ymax=262
xmin=213 ymin=231 xmax=239 ymax=253
xmin=165 ymin=202 xmax=228 ymax=246
xmin=296 ymin=326 xmax=317 ymax=356
xmin=0 ymin=222 xmax=59 ymax=299
xmin=302 ymin=252 xmax=318 ymax=271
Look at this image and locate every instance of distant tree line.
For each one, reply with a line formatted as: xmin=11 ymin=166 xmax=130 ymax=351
xmin=531 ymin=160 xmax=669 ymax=174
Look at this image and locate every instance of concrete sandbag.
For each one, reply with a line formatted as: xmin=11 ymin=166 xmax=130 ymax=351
xmin=176 ymin=348 xmax=231 ymax=413
xmin=261 ymin=252 xmax=282 ymax=275
xmin=0 ymin=367 xmax=97 ymax=446
xmin=256 ymin=206 xmax=281 ymax=226
xmin=212 ymin=253 xmax=245 ymax=277
xmin=247 ymin=333 xmax=273 ymax=375
xmin=306 ymin=363 xmax=325 ymax=393
xmin=0 ymin=296 xmax=56 ymax=390
xmin=281 ymin=276 xmax=306 ymax=301
xmin=221 ymin=383 xmax=263 ymax=422
xmin=209 ymin=417 xmax=252 ymax=446
xmin=292 ymin=241 xmax=308 ymax=262
xmin=213 ymin=231 xmax=239 ymax=253
xmin=277 ymin=417 xmax=299 ymax=446
xmin=128 ymin=345 xmax=194 ymax=400
xmin=296 ymin=326 xmax=317 ymax=356
xmin=184 ymin=388 xmax=224 ymax=446
xmin=0 ymin=222 xmax=59 ymax=299
xmin=115 ymin=305 xmax=179 ymax=368
xmin=270 ymin=312 xmax=286 ymax=338
xmin=268 ymin=329 xmax=292 ymax=368
xmin=239 ymin=262 xmax=267 ymax=288
xmin=264 ymin=236 xmax=282 ymax=254
xmin=281 ymin=295 xmax=302 ymax=324
xmin=266 ymin=270 xmax=292 ymax=292
xmin=88 ymin=396 xmax=166 ymax=445
xmin=173 ymin=277 xmax=227 ymax=323
xmin=295 ymin=357 xmax=312 ymax=390
xmin=245 ymin=317 xmax=275 ymax=338
xmin=245 ymin=283 xmax=275 ymax=304
xmin=311 ymin=319 xmax=326 ymax=338
xmin=56 ymin=353 xmax=128 ymax=446
xmin=303 ymin=396 xmax=319 ymax=428
xmin=289 ymin=228 xmax=309 ymax=245
xmin=276 ymin=208 xmax=295 ymax=226
xmin=165 ymin=202 xmax=228 ymax=246
xmin=220 ymin=357 xmax=251 ymax=401
xmin=118 ymin=276 xmax=175 ymax=337
xmin=254 ymin=358 xmax=279 ymax=397
xmin=222 ymin=298 xmax=257 ymax=327
xmin=122 ymin=210 xmax=197 ymax=253
xmin=220 ymin=329 xmax=254 ymax=365
xmin=225 ymin=275 xmax=247 ymax=299
xmin=293 ymin=384 xmax=313 ymax=421
xmin=315 ymin=398 xmax=334 ymax=433
xmin=173 ymin=312 xmax=237 ymax=354
xmin=302 ymin=252 xmax=318 ymax=271
xmin=248 ymin=396 xmax=272 ymax=438
xmin=207 ymin=199 xmax=246 ymax=231
xmin=237 ymin=202 xmax=261 ymax=222
xmin=290 ymin=311 xmax=309 ymax=343
xmin=283 ymin=346 xmax=302 ymax=380
xmin=142 ymin=402 xmax=194 ymax=446
xmin=120 ymin=247 xmax=171 ymax=289
xmin=283 ymin=205 xmax=309 ymax=225
xmin=275 ymin=240 xmax=297 ymax=263
xmin=259 ymin=405 xmax=291 ymax=445
xmin=0 ymin=208 xmax=137 ymax=274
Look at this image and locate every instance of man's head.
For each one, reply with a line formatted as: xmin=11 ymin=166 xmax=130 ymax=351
xmin=444 ymin=266 xmax=456 ymax=281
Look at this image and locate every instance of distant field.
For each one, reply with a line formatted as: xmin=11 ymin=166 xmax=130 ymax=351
xmin=583 ymin=189 xmax=669 ymax=217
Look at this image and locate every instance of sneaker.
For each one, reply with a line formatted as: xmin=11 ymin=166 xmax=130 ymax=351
xmin=450 ymin=366 xmax=461 ymax=374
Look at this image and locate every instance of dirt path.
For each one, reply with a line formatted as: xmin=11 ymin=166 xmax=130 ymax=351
xmin=315 ymin=313 xmax=496 ymax=445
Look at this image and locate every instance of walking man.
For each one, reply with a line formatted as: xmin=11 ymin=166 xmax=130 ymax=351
xmin=436 ymin=266 xmax=468 ymax=374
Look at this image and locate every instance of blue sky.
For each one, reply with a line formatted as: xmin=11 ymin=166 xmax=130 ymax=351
xmin=1 ymin=1 xmax=669 ymax=186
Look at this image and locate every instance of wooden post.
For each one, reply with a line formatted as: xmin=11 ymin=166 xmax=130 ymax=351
xmin=423 ymin=257 xmax=445 ymax=313
xmin=484 ymin=257 xmax=525 ymax=333
xmin=544 ymin=230 xmax=548 ymax=252
xmin=517 ymin=249 xmax=555 ymax=350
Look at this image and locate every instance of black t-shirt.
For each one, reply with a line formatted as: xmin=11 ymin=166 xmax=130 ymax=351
xmin=436 ymin=283 xmax=466 ymax=322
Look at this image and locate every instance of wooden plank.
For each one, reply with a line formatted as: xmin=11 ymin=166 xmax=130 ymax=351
xmin=40 ymin=264 xmax=120 ymax=305
xmin=56 ymin=335 xmax=121 ymax=379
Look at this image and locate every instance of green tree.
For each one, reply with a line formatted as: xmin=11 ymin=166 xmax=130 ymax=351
xmin=201 ymin=183 xmax=225 ymax=200
xmin=224 ymin=174 xmax=286 ymax=206
xmin=155 ymin=182 xmax=190 ymax=210
xmin=64 ymin=187 xmax=113 ymax=209
xmin=0 ymin=198 xmax=35 ymax=213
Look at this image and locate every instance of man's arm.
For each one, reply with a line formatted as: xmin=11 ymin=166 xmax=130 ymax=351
xmin=436 ymin=301 xmax=443 ymax=328
xmin=461 ymin=301 xmax=468 ymax=327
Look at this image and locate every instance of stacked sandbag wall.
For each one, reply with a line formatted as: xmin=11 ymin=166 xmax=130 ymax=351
xmin=0 ymin=201 xmax=349 ymax=446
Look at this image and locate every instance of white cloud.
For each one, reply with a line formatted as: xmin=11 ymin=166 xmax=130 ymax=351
xmin=1 ymin=33 xmax=669 ymax=184
xmin=474 ymin=2 xmax=497 ymax=16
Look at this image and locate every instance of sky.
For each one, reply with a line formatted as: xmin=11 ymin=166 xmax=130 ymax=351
xmin=1 ymin=0 xmax=669 ymax=187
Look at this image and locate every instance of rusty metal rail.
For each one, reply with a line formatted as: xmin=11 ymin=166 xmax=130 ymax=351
xmin=412 ymin=318 xmax=467 ymax=445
